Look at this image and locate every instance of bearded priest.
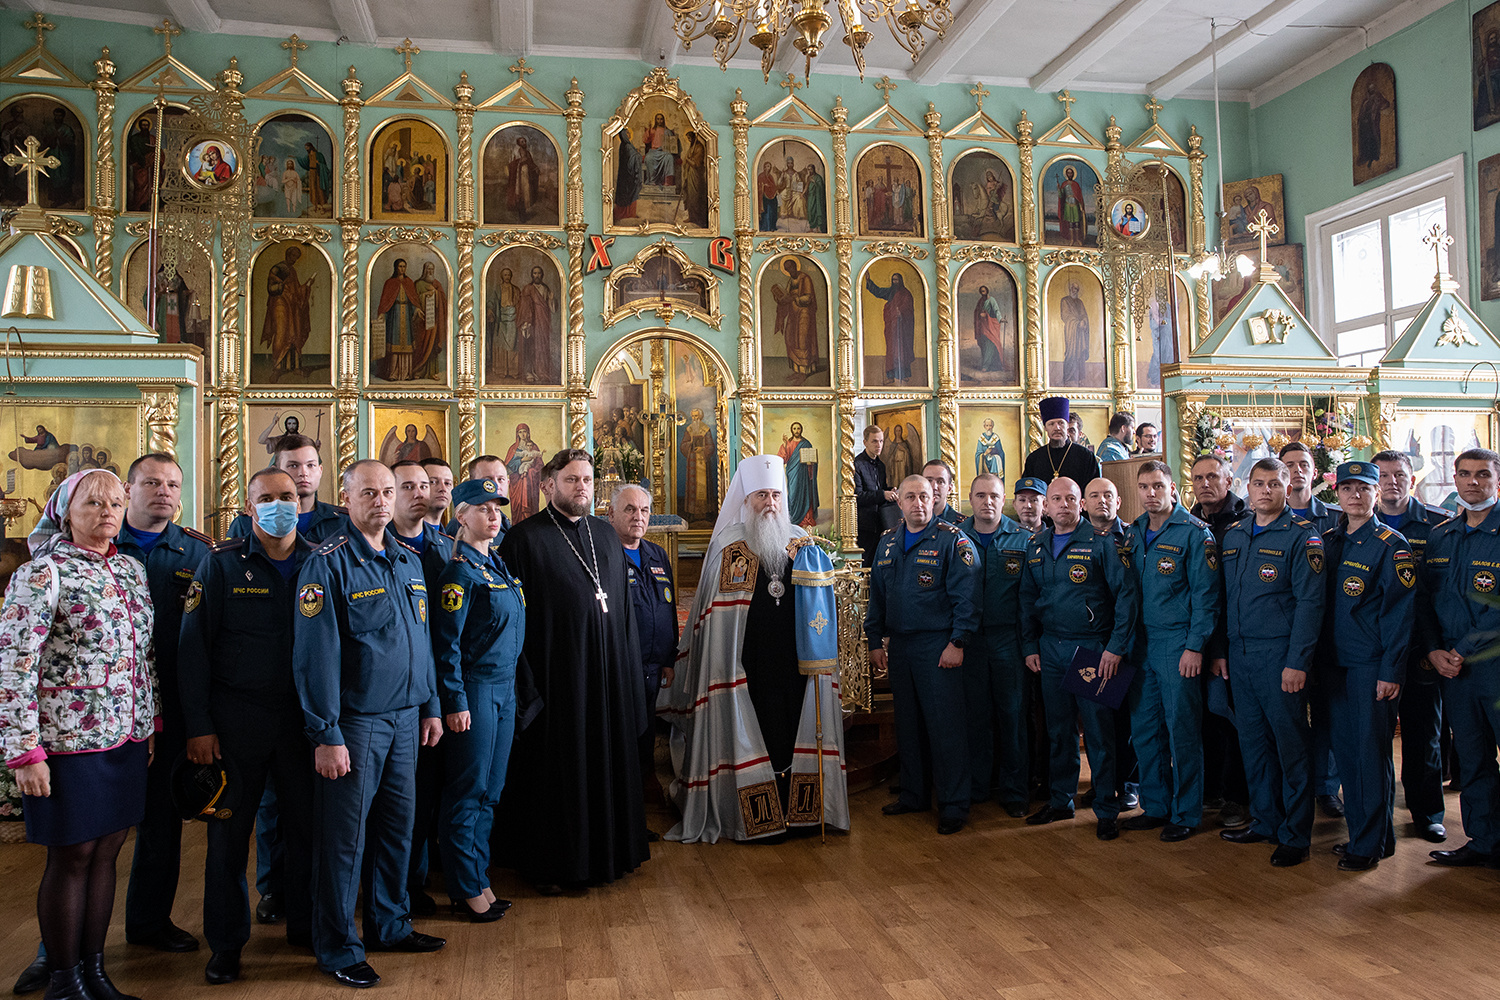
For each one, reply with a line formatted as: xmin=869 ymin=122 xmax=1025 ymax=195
xmin=662 ymin=454 xmax=847 ymax=843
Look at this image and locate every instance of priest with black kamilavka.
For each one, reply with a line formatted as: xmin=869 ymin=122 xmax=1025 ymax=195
xmin=662 ymin=454 xmax=846 ymax=843
xmin=497 ymin=449 xmax=650 ymax=893
xmin=1022 ymin=396 xmax=1103 ymax=486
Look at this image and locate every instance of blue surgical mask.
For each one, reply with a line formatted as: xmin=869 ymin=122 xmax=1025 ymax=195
xmin=254 ymin=499 xmax=299 ymax=538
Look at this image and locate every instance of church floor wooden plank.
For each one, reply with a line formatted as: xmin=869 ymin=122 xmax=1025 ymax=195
xmin=2 ymin=771 xmax=1500 ymax=999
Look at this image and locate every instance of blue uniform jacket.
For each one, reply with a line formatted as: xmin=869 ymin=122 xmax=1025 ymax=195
xmin=625 ymin=538 xmax=678 ymax=670
xmin=1322 ymin=516 xmax=1416 ymax=684
xmin=1127 ymin=504 xmax=1221 ymax=653
xmin=1420 ymin=502 xmax=1500 ymax=660
xmin=393 ymin=522 xmax=454 ymax=591
xmin=1020 ymin=518 xmax=1140 ymax=659
xmin=291 ymin=527 xmax=439 ymax=746
xmin=177 ymin=532 xmax=313 ymax=737
xmin=114 ymin=520 xmax=214 ymax=717
xmin=1378 ymin=495 xmax=1449 ymax=683
xmin=1220 ymin=508 xmax=1325 ymax=669
xmin=431 ymin=540 xmax=526 ymax=716
xmin=934 ymin=504 xmax=964 ymax=526
xmin=228 ymin=500 xmax=347 ymax=544
xmin=864 ymin=519 xmax=980 ymax=645
xmin=1291 ymin=495 xmax=1341 ymax=534
xmin=959 ymin=514 xmax=1031 ymax=631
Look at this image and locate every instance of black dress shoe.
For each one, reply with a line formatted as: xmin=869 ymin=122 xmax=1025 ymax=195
xmin=12 ymin=953 xmax=47 ymax=995
xmin=645 ymin=830 xmax=660 ymax=843
xmin=1160 ymin=824 xmax=1196 ymax=842
xmin=1430 ymin=843 xmax=1496 ymax=867
xmin=937 ymin=816 xmax=965 ymax=835
xmin=1220 ymin=827 xmax=1272 ymax=844
xmin=1338 ymin=852 xmax=1379 ymax=872
xmin=1316 ymin=794 xmax=1345 ymax=819
xmin=1333 ymin=841 xmax=1395 ymax=859
xmin=1270 ymin=845 xmax=1309 ymax=867
xmin=881 ymin=801 xmax=927 ymax=816
xmin=1025 ymin=805 xmax=1074 ymax=826
xmin=1002 ymin=802 xmax=1027 ymax=818
xmin=459 ymin=901 xmax=508 ymax=923
xmin=125 ymin=924 xmax=199 ymax=952
xmin=1120 ymin=814 xmax=1168 ymax=831
xmin=329 ymin=962 xmax=381 ymax=988
xmin=40 ymin=965 xmax=89 ymax=1000
xmin=409 ymin=890 xmax=438 ymax=917
xmin=255 ymin=892 xmax=283 ymax=924
xmin=204 ymin=950 xmax=241 ymax=986
xmin=1420 ymin=822 xmax=1448 ymax=843
xmin=1096 ymin=817 xmax=1119 ymax=841
xmin=535 ymin=883 xmax=565 ymax=896
xmin=79 ymin=954 xmax=139 ymax=1000
xmin=374 ymin=931 xmax=446 ymax=953
xmin=1079 ymin=787 xmax=1097 ymax=808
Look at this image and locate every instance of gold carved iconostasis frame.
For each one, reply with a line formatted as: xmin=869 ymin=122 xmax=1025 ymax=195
xmin=2 ymin=18 xmax=1216 ymax=544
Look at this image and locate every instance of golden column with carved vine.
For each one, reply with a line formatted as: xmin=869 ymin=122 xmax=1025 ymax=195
xmin=831 ymin=96 xmax=857 ymax=549
xmin=1176 ymin=395 xmax=1207 ymax=501
xmin=335 ymin=67 xmax=363 ymax=474
xmin=731 ymin=89 xmax=760 ymax=459
xmin=1188 ymin=127 xmax=1210 ymax=352
xmin=214 ymin=60 xmax=251 ymax=535
xmin=89 ymin=48 xmax=117 ymax=287
xmin=454 ymin=72 xmax=479 ymax=469
xmin=565 ymin=78 xmax=589 ymax=448
xmin=1105 ymin=116 xmax=1134 ymax=414
xmin=926 ymin=102 xmax=959 ymax=479
xmin=141 ymin=385 xmax=180 ymax=461
xmin=1017 ymin=111 xmax=1044 ymax=452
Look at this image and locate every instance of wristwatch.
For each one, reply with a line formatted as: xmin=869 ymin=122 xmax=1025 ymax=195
xmin=951 ymin=639 xmax=966 ymax=649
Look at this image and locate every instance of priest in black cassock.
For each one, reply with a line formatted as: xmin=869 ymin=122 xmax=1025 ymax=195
xmin=1021 ymin=396 xmax=1102 ymax=486
xmin=497 ymin=449 xmax=650 ymax=893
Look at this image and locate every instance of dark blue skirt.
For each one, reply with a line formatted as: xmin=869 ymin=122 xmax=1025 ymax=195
xmin=23 ymin=739 xmax=149 ymax=846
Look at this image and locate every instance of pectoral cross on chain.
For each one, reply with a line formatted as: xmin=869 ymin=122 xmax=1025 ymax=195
xmin=595 ymin=587 xmax=609 ymax=613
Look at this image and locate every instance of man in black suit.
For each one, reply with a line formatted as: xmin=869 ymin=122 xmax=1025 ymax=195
xmin=854 ymin=425 xmax=897 ymax=567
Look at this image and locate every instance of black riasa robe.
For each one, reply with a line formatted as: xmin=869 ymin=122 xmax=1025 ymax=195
xmin=498 ymin=510 xmax=650 ymax=886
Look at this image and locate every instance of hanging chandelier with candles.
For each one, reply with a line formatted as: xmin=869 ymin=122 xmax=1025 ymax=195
xmin=666 ymin=0 xmax=953 ymax=82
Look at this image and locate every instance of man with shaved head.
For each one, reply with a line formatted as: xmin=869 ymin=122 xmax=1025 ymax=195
xmin=1020 ymin=477 xmax=1140 ymax=840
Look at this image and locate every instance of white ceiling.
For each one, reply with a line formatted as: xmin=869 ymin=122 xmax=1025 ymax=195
xmin=1 ymin=0 xmax=1451 ymax=106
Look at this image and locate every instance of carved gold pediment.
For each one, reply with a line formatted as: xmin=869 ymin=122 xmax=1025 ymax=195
xmin=602 ymin=237 xmax=721 ymax=330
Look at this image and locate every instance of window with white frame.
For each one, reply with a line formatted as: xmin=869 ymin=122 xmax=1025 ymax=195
xmin=1305 ymin=155 xmax=1467 ymax=367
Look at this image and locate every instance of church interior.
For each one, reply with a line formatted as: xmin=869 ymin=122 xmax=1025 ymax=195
xmin=4 ymin=0 xmax=1500 ymax=995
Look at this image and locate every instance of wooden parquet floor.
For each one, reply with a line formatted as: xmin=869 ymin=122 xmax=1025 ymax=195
xmin=3 ymin=777 xmax=1499 ymax=999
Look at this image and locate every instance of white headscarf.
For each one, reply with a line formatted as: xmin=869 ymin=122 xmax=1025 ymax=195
xmin=708 ymin=454 xmax=787 ymax=542
xmin=28 ymin=468 xmax=123 ymax=559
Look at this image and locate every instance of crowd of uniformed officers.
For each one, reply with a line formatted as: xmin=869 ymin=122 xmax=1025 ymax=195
xmin=861 ymin=410 xmax=1500 ymax=881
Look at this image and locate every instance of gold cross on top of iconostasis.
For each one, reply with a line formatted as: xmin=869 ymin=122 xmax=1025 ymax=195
xmin=395 ymin=38 xmax=420 ymax=73
xmin=24 ymin=12 xmax=55 ymax=50
xmin=1145 ymin=96 xmax=1163 ymax=125
xmin=154 ymin=19 xmax=181 ymax=59
xmin=4 ymin=135 xmax=60 ymax=209
xmin=780 ymin=72 xmax=802 ymax=93
xmin=873 ymin=75 xmax=898 ymax=103
xmin=969 ymin=82 xmax=989 ymax=113
xmin=1056 ymin=90 xmax=1076 ymax=117
xmin=281 ymin=34 xmax=308 ymax=69
xmin=508 ymin=57 xmax=533 ymax=79
xmin=1423 ymin=222 xmax=1454 ymax=277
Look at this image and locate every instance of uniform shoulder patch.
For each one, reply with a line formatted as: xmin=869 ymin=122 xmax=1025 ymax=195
xmin=183 ymin=579 xmax=203 ymax=613
xmin=313 ymin=535 xmax=349 ymax=557
xmin=1204 ymin=537 xmax=1219 ymax=572
xmin=394 ymin=537 xmax=420 ymax=555
xmin=182 ymin=526 xmax=214 ymax=545
xmin=1394 ymin=549 xmax=1416 ymax=589
xmin=440 ymin=582 xmax=464 ymax=613
xmin=1185 ymin=512 xmax=1210 ymax=530
xmin=298 ymin=582 xmax=325 ymax=617
xmin=1290 ymin=515 xmax=1315 ymax=530
xmin=1306 ymin=542 xmax=1324 ymax=575
xmin=936 ymin=521 xmax=962 ymax=535
xmin=211 ymin=536 xmax=248 ymax=553
xmin=328 ymin=504 xmax=349 ymax=514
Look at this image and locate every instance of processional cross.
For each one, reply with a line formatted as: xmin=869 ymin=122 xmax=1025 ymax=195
xmin=4 ymin=136 xmax=60 ymax=208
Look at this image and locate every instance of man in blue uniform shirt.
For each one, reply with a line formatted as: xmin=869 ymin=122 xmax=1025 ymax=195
xmin=1423 ymin=448 xmax=1500 ymax=869
xmin=867 ymin=475 xmax=981 ymax=835
xmin=118 ymin=453 xmax=214 ymax=953
xmin=292 ymin=460 xmax=446 ymax=988
xmin=960 ymin=472 xmax=1033 ymax=815
xmin=1084 ymin=476 xmax=1139 ymax=812
xmin=1122 ymin=460 xmax=1220 ymax=842
xmin=608 ymin=483 xmax=678 ymax=821
xmin=1280 ymin=440 xmax=1344 ymax=820
xmin=1373 ymin=449 xmax=1449 ymax=843
xmin=924 ymin=459 xmax=965 ymax=526
xmin=1321 ymin=461 xmax=1416 ymax=871
xmin=179 ymin=468 xmax=315 ymax=983
xmin=1217 ymin=457 xmax=1326 ymax=867
xmin=1020 ymin=477 xmax=1140 ymax=841
xmin=228 ymin=434 xmax=346 ymax=544
xmin=420 ymin=458 xmax=454 ymax=530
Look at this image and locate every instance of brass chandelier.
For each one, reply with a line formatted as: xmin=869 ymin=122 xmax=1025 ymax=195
xmin=666 ymin=0 xmax=953 ymax=82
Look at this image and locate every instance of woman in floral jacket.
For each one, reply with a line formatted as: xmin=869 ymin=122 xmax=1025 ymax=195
xmin=0 ymin=469 xmax=156 ymax=1000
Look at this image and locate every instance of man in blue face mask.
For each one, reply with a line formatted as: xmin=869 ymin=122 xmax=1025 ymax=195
xmin=178 ymin=468 xmax=316 ymax=984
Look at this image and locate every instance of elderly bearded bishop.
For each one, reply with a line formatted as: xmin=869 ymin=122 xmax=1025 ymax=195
xmin=662 ymin=455 xmax=848 ymax=842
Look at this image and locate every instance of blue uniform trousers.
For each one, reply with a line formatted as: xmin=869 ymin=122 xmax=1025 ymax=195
xmin=1037 ymin=636 xmax=1119 ymax=819
xmin=408 ymin=741 xmax=447 ymax=894
xmin=1127 ymin=628 xmax=1204 ymax=827
xmin=311 ymin=708 xmax=418 ymax=971
xmin=1311 ymin=682 xmax=1340 ymax=797
xmin=255 ymin=784 xmax=281 ymax=898
xmin=1324 ymin=661 xmax=1397 ymax=858
xmin=964 ymin=628 xmax=1028 ymax=807
xmin=439 ymin=679 xmax=517 ymax=900
xmin=889 ymin=630 xmax=971 ymax=821
xmin=1398 ymin=680 xmax=1445 ymax=826
xmin=1230 ymin=638 xmax=1313 ymax=849
xmin=204 ymin=700 xmax=313 ymax=953
xmin=124 ymin=725 xmax=186 ymax=937
xmin=1441 ymin=667 xmax=1500 ymax=854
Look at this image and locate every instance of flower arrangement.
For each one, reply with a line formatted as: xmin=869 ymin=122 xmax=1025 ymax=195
xmin=1309 ymin=399 xmax=1355 ymax=503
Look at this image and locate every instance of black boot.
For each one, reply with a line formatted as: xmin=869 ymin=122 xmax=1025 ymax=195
xmin=39 ymin=965 xmax=89 ymax=1000
xmin=78 ymin=956 xmax=140 ymax=1000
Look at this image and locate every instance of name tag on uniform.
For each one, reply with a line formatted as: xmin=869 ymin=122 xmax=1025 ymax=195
xmin=1256 ymin=548 xmax=1284 ymax=557
xmin=230 ymin=586 xmax=270 ymax=596
xmin=174 ymin=568 xmax=196 ymax=580
xmin=350 ymin=587 xmax=387 ymax=601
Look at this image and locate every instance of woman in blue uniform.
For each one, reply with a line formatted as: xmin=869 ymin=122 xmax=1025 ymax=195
xmin=432 ymin=478 xmax=526 ymax=922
